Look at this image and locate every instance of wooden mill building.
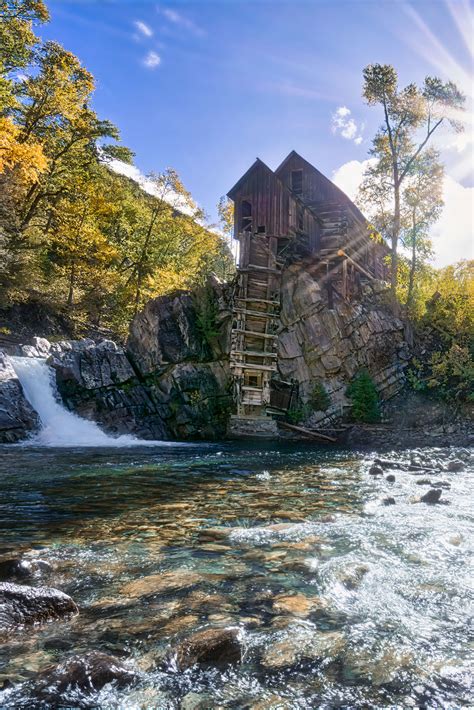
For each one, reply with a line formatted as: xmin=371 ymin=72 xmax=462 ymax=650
xmin=227 ymin=150 xmax=390 ymax=436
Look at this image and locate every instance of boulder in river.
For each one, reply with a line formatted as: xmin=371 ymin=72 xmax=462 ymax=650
xmin=0 ymin=582 xmax=78 ymax=637
xmin=382 ymin=496 xmax=396 ymax=506
xmin=31 ymin=651 xmax=138 ymax=702
xmin=174 ymin=627 xmax=242 ymax=670
xmin=369 ymin=465 xmax=384 ymax=476
xmin=0 ymin=557 xmax=52 ymax=582
xmin=420 ymin=488 xmax=443 ymax=505
xmin=447 ymin=459 xmax=464 ymax=472
xmin=386 ymin=474 xmax=396 ymax=483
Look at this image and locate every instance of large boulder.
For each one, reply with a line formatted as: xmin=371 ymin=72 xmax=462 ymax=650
xmin=0 ymin=351 xmax=39 ymax=443
xmin=30 ymin=652 xmax=138 ymax=704
xmin=0 ymin=582 xmax=78 ymax=637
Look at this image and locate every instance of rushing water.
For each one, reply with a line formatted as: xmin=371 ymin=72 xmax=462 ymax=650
xmin=0 ymin=442 xmax=472 ymax=708
xmin=10 ymin=357 xmax=172 ymax=448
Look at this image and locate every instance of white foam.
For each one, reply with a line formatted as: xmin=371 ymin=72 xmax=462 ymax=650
xmin=10 ymin=356 xmax=181 ymax=448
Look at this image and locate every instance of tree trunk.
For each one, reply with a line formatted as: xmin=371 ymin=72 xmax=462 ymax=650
xmin=407 ymin=209 xmax=417 ymax=308
xmin=391 ymin=178 xmax=401 ymax=307
xmin=67 ymin=262 xmax=76 ymax=308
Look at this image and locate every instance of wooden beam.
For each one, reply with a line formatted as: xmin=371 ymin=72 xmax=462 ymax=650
xmin=233 ymin=308 xmax=277 ymax=318
xmin=235 ymin=297 xmax=280 ymax=306
xmin=278 ymin=421 xmax=337 ymax=443
xmin=241 ymin=264 xmax=280 ymax=274
xmin=337 ymin=249 xmax=375 ymax=281
xmin=232 ymin=350 xmax=278 ymax=358
xmin=231 ymin=329 xmax=278 ymax=339
xmin=230 ymin=361 xmax=277 ymax=372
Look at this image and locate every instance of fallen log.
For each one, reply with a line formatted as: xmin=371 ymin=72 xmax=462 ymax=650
xmin=278 ymin=421 xmax=337 ymax=443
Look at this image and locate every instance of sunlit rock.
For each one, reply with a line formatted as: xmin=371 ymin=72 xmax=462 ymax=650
xmin=0 ymin=582 xmax=78 ymax=637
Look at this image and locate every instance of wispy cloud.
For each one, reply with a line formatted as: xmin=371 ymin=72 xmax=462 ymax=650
xmin=134 ymin=20 xmax=153 ymax=38
xmin=143 ymin=50 xmax=161 ymax=69
xmin=331 ymin=106 xmax=364 ymax=145
xmin=158 ymin=6 xmax=206 ymax=38
xmin=266 ymin=80 xmax=331 ymax=101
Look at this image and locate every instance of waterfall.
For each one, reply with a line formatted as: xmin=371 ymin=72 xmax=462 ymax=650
xmin=10 ymin=357 xmax=160 ymax=447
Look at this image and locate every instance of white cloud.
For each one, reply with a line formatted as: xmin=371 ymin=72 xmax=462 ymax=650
xmin=134 ymin=20 xmax=153 ymax=38
xmin=331 ymin=106 xmax=364 ymax=145
xmin=332 ymin=160 xmax=474 ymax=267
xmin=143 ymin=50 xmax=161 ymax=69
xmin=159 ymin=6 xmax=205 ymax=37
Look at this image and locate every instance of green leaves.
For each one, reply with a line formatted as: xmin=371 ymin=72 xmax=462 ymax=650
xmin=346 ymin=371 xmax=380 ymax=423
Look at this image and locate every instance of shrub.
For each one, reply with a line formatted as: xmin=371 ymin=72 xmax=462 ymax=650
xmin=346 ymin=370 xmax=380 ymax=423
xmin=309 ymin=381 xmax=330 ymax=411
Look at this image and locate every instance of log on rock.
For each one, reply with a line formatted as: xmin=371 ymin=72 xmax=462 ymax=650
xmin=278 ymin=422 xmax=337 ymax=443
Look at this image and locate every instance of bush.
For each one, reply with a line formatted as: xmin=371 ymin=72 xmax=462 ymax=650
xmin=346 ymin=370 xmax=380 ymax=423
xmin=309 ymin=381 xmax=330 ymax=411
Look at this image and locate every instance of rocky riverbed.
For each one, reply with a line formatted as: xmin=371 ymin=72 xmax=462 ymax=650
xmin=0 ymin=442 xmax=472 ymax=708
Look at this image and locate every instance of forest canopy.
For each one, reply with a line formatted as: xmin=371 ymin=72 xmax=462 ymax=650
xmin=0 ymin=0 xmax=234 ymax=336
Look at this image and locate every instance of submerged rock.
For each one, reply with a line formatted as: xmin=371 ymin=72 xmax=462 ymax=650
xmin=120 ymin=569 xmax=202 ymax=598
xmin=31 ymin=651 xmax=138 ymax=702
xmin=174 ymin=627 xmax=241 ymax=670
xmin=0 ymin=582 xmax=78 ymax=637
xmin=386 ymin=474 xmax=396 ymax=483
xmin=447 ymin=460 xmax=464 ymax=472
xmin=337 ymin=564 xmax=369 ymax=590
xmin=261 ymin=629 xmax=345 ymax=670
xmin=272 ymin=593 xmax=326 ymax=618
xmin=369 ymin=465 xmax=384 ymax=476
xmin=382 ymin=496 xmax=396 ymax=506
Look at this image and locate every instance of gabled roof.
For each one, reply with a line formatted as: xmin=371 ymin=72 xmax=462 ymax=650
xmin=276 ymin=150 xmax=368 ymax=225
xmin=227 ymin=158 xmax=276 ymax=200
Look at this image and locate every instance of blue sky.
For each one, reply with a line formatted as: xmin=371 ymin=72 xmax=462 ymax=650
xmin=41 ymin=0 xmax=473 ymax=264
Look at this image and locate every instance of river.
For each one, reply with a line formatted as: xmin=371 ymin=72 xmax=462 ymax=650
xmin=0 ymin=440 xmax=472 ymax=708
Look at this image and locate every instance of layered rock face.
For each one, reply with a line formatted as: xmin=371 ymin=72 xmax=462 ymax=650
xmin=2 ymin=266 xmax=410 ymax=442
xmin=277 ymin=264 xmax=409 ymax=426
xmin=48 ymin=279 xmax=233 ymax=440
xmin=0 ymin=351 xmax=39 ymax=443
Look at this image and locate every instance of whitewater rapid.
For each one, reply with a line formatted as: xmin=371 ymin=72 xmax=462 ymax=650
xmin=10 ymin=356 xmax=176 ymax=448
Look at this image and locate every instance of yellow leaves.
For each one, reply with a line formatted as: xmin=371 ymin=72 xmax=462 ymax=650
xmin=0 ymin=116 xmax=47 ymax=182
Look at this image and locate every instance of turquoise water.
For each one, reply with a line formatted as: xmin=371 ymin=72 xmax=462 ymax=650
xmin=0 ymin=443 xmax=472 ymax=708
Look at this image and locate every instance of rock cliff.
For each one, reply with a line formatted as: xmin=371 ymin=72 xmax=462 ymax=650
xmin=277 ymin=263 xmax=409 ymax=427
xmin=0 ymin=352 xmax=39 ymax=443
xmin=0 ymin=265 xmax=413 ymax=442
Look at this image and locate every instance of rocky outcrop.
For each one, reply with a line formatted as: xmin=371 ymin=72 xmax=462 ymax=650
xmin=40 ymin=278 xmax=233 ymax=440
xmin=0 ymin=582 xmax=78 ymax=637
xmin=277 ymin=265 xmax=409 ymax=427
xmin=0 ymin=351 xmax=39 ymax=443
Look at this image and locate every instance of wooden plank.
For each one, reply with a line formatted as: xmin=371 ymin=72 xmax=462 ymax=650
xmin=241 ymin=264 xmax=281 ymax=274
xmin=231 ymin=329 xmax=278 ymax=339
xmin=233 ymin=308 xmax=277 ymax=318
xmin=232 ymin=350 xmax=277 ymax=358
xmin=230 ymin=361 xmax=277 ymax=372
xmin=278 ymin=421 xmax=337 ymax=443
xmin=235 ymin=297 xmax=280 ymax=306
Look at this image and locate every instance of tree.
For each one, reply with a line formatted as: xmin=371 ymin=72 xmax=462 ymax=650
xmin=360 ymin=64 xmax=465 ymax=302
xmin=401 ymin=149 xmax=443 ymax=309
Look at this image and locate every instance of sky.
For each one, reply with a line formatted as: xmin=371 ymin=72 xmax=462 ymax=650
xmin=41 ymin=0 xmax=473 ymax=267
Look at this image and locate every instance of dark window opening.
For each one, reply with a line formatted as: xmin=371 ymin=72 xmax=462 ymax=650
xmin=257 ymin=225 xmax=266 ymax=234
xmin=291 ymin=170 xmax=303 ymax=195
xmin=241 ymin=200 xmax=252 ymax=232
xmin=248 ymin=375 xmax=259 ymax=387
xmin=298 ymin=208 xmax=304 ymax=231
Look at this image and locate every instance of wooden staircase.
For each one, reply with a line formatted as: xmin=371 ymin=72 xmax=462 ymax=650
xmin=228 ymin=231 xmax=282 ymax=437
